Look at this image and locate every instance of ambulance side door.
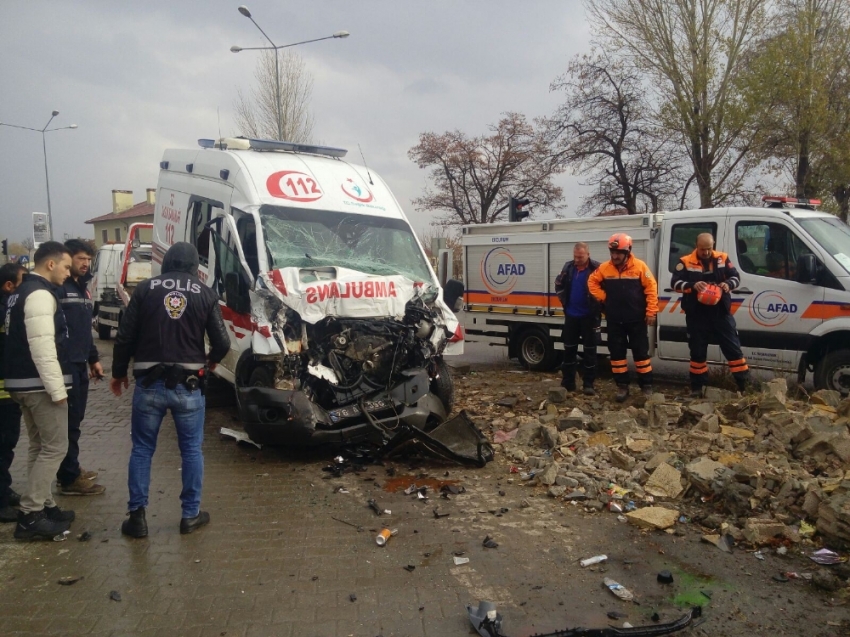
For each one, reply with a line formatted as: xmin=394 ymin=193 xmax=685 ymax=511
xmin=726 ymin=215 xmax=823 ymax=371
xmin=656 ymin=220 xmax=721 ymax=362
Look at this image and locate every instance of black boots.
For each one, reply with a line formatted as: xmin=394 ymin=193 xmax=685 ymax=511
xmin=615 ymin=385 xmax=629 ymax=403
xmin=180 ymin=511 xmax=210 ymax=535
xmin=14 ymin=509 xmax=71 ymax=540
xmin=122 ymin=507 xmax=148 ymax=538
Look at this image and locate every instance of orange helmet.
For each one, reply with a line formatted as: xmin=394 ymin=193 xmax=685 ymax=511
xmin=697 ymin=284 xmax=722 ymax=306
xmin=608 ymin=233 xmax=633 ymax=253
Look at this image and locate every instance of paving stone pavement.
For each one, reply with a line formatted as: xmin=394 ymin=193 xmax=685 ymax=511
xmin=2 ymin=345 xmax=848 ymax=637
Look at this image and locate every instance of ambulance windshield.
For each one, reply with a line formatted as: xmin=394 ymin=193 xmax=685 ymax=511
xmin=798 ymin=217 xmax=850 ymax=275
xmin=259 ymin=206 xmax=433 ymax=283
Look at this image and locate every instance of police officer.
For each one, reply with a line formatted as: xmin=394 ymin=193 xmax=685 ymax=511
xmin=554 ymin=242 xmax=601 ymax=395
xmin=0 ymin=263 xmax=26 ymax=522
xmin=671 ymin=233 xmax=749 ymax=397
xmin=5 ymin=242 xmax=77 ymax=540
xmin=588 ymin=233 xmax=659 ymax=402
xmin=110 ymin=242 xmax=229 ymax=537
xmin=55 ymin=240 xmax=105 ymax=496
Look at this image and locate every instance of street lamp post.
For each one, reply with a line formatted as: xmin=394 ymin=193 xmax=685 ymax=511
xmin=0 ymin=110 xmax=77 ymax=241
xmin=231 ymin=5 xmax=349 ymax=141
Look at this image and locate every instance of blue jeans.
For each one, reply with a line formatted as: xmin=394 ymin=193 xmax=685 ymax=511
xmin=128 ymin=380 xmax=206 ymax=518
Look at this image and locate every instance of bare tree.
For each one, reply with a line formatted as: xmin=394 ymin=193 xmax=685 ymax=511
xmin=234 ymin=50 xmax=314 ymax=143
xmin=587 ymin=0 xmax=767 ymax=208
xmin=408 ymin=112 xmax=565 ymax=227
xmin=547 ymin=53 xmax=685 ymax=216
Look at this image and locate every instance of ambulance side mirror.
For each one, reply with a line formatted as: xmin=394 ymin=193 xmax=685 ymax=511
xmin=796 ymin=254 xmax=818 ymax=284
xmin=224 ymin=272 xmax=250 ymax=314
xmin=443 ymin=279 xmax=464 ymax=313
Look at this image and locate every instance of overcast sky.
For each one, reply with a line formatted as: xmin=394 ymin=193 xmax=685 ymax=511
xmin=0 ymin=1 xmax=593 ymax=247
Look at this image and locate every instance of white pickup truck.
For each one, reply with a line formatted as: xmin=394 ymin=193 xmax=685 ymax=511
xmin=461 ymin=197 xmax=850 ymax=393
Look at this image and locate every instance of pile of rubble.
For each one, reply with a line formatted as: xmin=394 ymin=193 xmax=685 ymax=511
xmin=483 ymin=378 xmax=850 ymax=549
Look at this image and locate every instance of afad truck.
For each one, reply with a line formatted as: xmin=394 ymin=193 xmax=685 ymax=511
xmin=461 ymin=197 xmax=850 ymax=394
xmin=150 ymin=137 xmax=464 ymax=446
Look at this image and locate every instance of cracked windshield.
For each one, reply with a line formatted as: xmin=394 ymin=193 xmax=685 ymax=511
xmin=798 ymin=216 xmax=850 ymax=275
xmin=259 ymin=206 xmax=432 ymax=283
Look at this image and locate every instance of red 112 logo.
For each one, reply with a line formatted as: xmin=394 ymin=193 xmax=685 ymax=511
xmin=267 ymin=171 xmax=323 ymax=202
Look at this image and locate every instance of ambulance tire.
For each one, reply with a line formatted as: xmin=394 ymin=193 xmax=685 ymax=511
xmin=517 ymin=327 xmax=558 ymax=372
xmin=248 ymin=365 xmax=275 ymax=388
xmin=814 ymin=349 xmax=850 ymax=395
xmin=430 ymin=359 xmax=454 ymax=414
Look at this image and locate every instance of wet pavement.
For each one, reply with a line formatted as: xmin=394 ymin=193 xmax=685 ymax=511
xmin=1 ymin=344 xmax=848 ymax=636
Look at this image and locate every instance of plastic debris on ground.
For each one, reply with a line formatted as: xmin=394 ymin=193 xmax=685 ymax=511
xmin=603 ymin=577 xmax=635 ymax=601
xmin=580 ymin=554 xmax=607 ymax=567
xmin=219 ymin=427 xmax=262 ymax=449
xmin=809 ymin=548 xmax=846 ymax=565
xmin=454 ymin=556 xmax=470 ymax=565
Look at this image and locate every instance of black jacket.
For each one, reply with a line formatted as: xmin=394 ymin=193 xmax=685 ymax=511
xmin=670 ymin=249 xmax=741 ymax=315
xmin=4 ymin=273 xmax=72 ymax=395
xmin=112 ymin=243 xmax=230 ymax=378
xmin=57 ymin=271 xmax=99 ymax=365
xmin=0 ymin=293 xmax=10 ymax=403
xmin=554 ymin=259 xmax=601 ymax=312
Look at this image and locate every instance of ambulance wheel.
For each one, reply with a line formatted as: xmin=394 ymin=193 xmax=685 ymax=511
xmin=814 ymin=349 xmax=850 ymax=395
xmin=430 ymin=359 xmax=454 ymax=414
xmin=517 ymin=327 xmax=558 ymax=372
xmin=248 ymin=366 xmax=275 ymax=388
xmin=97 ymin=320 xmax=111 ymax=340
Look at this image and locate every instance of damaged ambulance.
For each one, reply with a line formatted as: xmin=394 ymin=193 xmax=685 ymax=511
xmin=150 ymin=138 xmax=467 ymax=449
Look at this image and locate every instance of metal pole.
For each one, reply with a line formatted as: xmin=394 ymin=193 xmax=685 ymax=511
xmin=274 ymin=49 xmax=282 ymax=140
xmin=42 ymin=131 xmax=54 ymax=241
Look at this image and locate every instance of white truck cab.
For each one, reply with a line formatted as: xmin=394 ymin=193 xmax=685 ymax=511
xmin=461 ymin=198 xmax=850 ymax=393
xmin=152 ymin=137 xmax=463 ymax=445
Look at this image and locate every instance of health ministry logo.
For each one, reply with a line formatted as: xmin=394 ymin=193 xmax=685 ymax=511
xmin=480 ymin=247 xmax=525 ymax=295
xmin=749 ymin=290 xmax=798 ymax=327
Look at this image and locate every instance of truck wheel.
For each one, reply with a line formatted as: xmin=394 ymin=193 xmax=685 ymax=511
xmin=430 ymin=359 xmax=454 ymax=414
xmin=97 ymin=320 xmax=111 ymax=340
xmin=814 ymin=349 xmax=850 ymax=395
xmin=248 ymin=366 xmax=275 ymax=388
xmin=517 ymin=327 xmax=558 ymax=372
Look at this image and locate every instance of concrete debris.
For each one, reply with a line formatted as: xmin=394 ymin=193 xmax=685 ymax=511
xmin=645 ymin=463 xmax=684 ymax=499
xmin=625 ymin=506 xmax=680 ymax=530
xmin=462 ymin=371 xmax=850 ymax=549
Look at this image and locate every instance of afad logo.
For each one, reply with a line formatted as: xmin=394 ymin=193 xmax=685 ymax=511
xmin=480 ymin=247 xmax=526 ymax=295
xmin=341 ymin=176 xmax=373 ymax=203
xmin=749 ymin=290 xmax=798 ymax=327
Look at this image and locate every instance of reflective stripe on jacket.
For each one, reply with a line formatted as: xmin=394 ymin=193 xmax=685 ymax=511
xmin=587 ymin=255 xmax=658 ymax=324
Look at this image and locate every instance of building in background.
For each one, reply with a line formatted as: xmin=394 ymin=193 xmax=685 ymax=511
xmin=85 ymin=189 xmax=155 ymax=248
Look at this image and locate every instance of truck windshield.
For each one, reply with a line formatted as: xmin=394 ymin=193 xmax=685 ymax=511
xmin=798 ymin=217 xmax=850 ymax=275
xmin=259 ymin=205 xmax=433 ymax=283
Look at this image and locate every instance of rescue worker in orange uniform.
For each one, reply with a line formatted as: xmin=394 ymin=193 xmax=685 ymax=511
xmin=588 ymin=233 xmax=658 ymax=402
xmin=670 ymin=233 xmax=749 ymax=397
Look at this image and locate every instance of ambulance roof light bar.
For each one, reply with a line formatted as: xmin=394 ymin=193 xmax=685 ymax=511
xmin=762 ymin=195 xmax=822 ymax=210
xmin=198 ymin=137 xmax=347 ymax=158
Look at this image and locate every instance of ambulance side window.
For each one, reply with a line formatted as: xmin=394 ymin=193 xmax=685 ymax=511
xmin=668 ymin=222 xmax=717 ymax=272
xmin=735 ymin=222 xmax=813 ymax=281
xmin=188 ymin=201 xmax=213 ymax=266
xmin=211 ymin=232 xmax=250 ymax=313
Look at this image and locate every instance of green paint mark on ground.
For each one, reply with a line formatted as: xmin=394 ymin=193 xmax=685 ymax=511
xmin=669 ymin=569 xmax=726 ymax=608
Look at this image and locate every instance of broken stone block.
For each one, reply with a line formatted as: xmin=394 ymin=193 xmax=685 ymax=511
xmin=546 ymin=403 xmax=559 ymax=416
xmin=645 ymin=452 xmax=675 ymax=471
xmin=539 ymin=413 xmax=558 ymax=426
xmin=609 ymin=447 xmax=636 ymax=471
xmin=743 ymin=517 xmax=789 ymax=545
xmin=510 ymin=449 xmax=527 ymax=464
xmin=704 ymin=386 xmax=735 ymax=402
xmin=802 ymin=489 xmax=823 ymax=519
xmin=538 ymin=462 xmax=560 ymax=486
xmin=558 ymin=408 xmax=594 ymax=431
xmin=795 ymin=431 xmax=850 ymax=463
xmin=720 ymin=425 xmax=755 ymax=440
xmin=688 ymin=402 xmax=715 ymax=417
xmin=625 ymin=506 xmax=679 ymax=530
xmin=694 ymin=414 xmax=720 ymax=434
xmin=838 ymin=397 xmax=850 ymax=418
xmin=586 ymin=431 xmax=613 ymax=447
xmin=763 ymin=412 xmax=805 ymax=446
xmin=686 ymin=431 xmax=715 ymax=455
xmin=548 ymin=485 xmax=567 ymax=498
xmin=686 ymin=457 xmax=732 ymax=494
xmin=548 ymin=387 xmax=568 ymax=403
xmin=732 ymin=458 xmax=767 ymax=482
xmin=513 ymin=424 xmax=543 ymax=447
xmin=626 ymin=438 xmax=654 ymax=454
xmin=764 ymin=378 xmax=788 ymax=403
xmin=811 ymin=389 xmax=842 ymax=409
xmin=527 ymin=456 xmax=548 ymax=469
xmin=817 ymin=492 xmax=850 ymax=547
xmin=542 ymin=425 xmax=560 ymax=449
xmin=446 ymin=361 xmax=471 ymax=375
xmin=555 ymin=476 xmax=579 ymax=488
xmin=648 ymin=404 xmax=684 ymax=428
xmin=497 ymin=396 xmax=518 ymax=407
xmin=645 ymin=463 xmax=684 ymax=499
xmin=602 ymin=411 xmax=638 ymax=434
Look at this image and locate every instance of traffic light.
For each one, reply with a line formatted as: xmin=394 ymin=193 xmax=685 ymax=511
xmin=1 ymin=239 xmax=7 ymax=257
xmin=508 ymin=197 xmax=531 ymax=222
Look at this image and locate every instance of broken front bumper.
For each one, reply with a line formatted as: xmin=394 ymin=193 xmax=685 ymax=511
xmin=237 ymin=370 xmax=446 ymax=446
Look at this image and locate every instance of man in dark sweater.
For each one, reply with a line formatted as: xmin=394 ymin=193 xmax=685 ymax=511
xmin=554 ymin=242 xmax=601 ymax=395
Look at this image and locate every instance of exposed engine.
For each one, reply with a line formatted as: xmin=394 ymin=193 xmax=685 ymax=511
xmin=277 ymin=297 xmax=444 ymax=411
